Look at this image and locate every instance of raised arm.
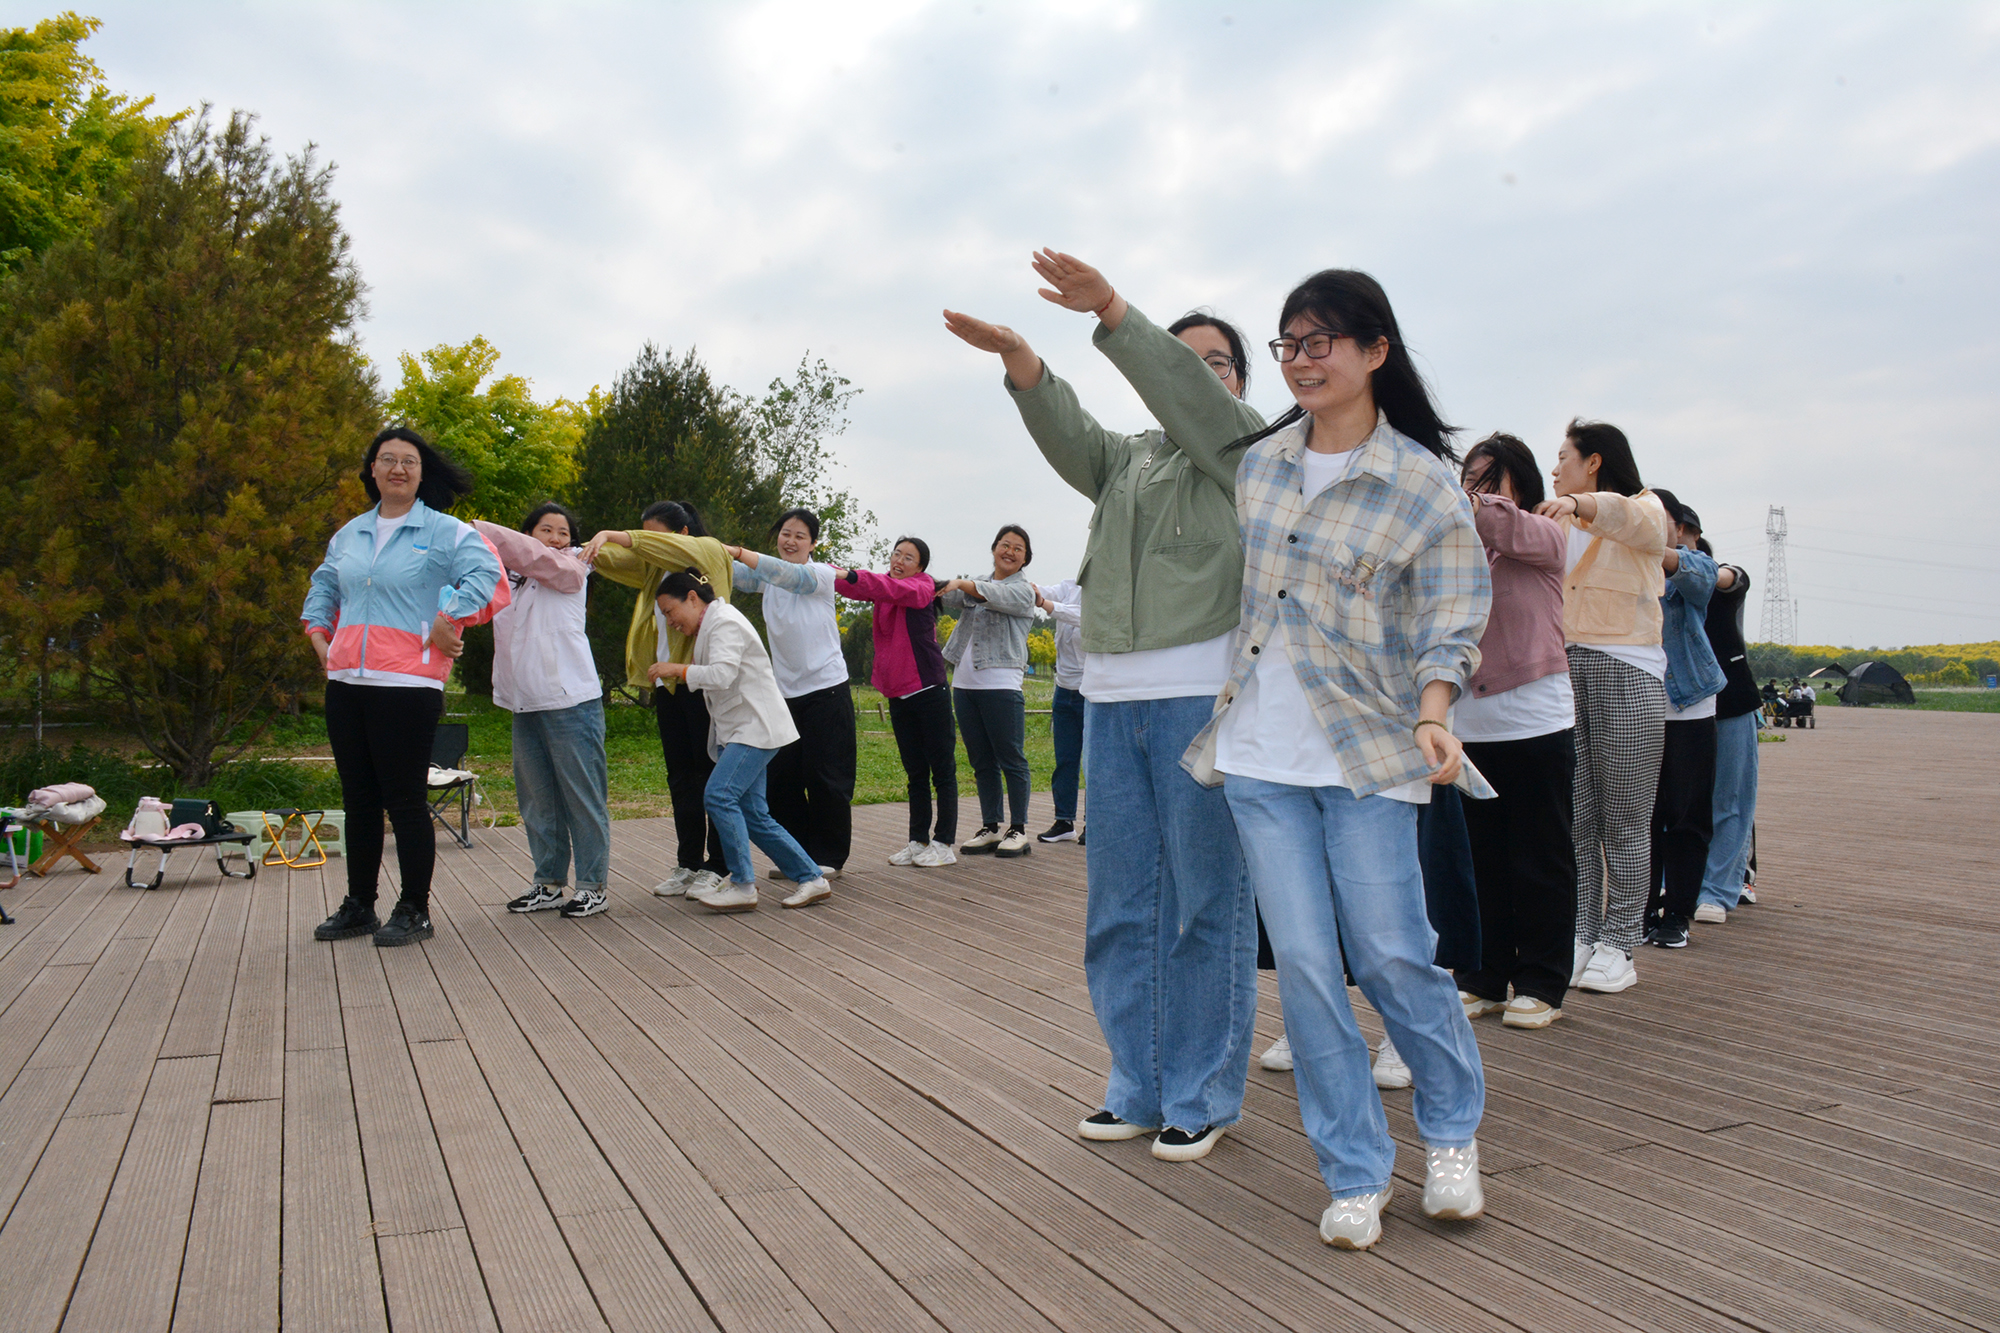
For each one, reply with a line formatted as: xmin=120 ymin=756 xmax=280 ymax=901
xmin=474 ymin=520 xmax=587 ymax=594
xmin=838 ymin=567 xmax=939 ymax=609
xmin=1469 ymin=494 xmax=1566 ymax=571
xmin=944 ymin=307 xmax=1127 ymax=501
xmin=726 ymin=546 xmax=821 ymax=598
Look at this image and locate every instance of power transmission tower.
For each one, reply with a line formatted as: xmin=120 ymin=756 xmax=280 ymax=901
xmin=1760 ymin=506 xmax=1795 ymax=644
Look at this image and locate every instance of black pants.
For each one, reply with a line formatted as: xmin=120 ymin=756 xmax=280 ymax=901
xmin=1649 ymin=716 xmax=1717 ymax=924
xmin=325 ymin=680 xmax=442 ymax=909
xmin=655 ymin=685 xmax=727 ymax=874
xmin=768 ymin=682 xmax=857 ymax=871
xmin=1457 ymin=729 xmax=1578 ymax=1008
xmin=954 ymin=687 xmax=1029 ymax=829
xmin=888 ymin=687 xmax=958 ymax=845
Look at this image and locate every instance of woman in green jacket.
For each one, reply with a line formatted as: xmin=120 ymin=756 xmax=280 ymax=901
xmin=944 ymin=249 xmax=1263 ymax=1163
xmin=581 ymin=500 xmax=734 ymax=897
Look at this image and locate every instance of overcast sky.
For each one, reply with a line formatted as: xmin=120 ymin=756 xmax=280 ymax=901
xmin=77 ymin=0 xmax=2000 ymax=650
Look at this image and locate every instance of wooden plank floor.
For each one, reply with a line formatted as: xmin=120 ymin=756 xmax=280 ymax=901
xmin=0 ymin=706 xmax=1995 ymax=1332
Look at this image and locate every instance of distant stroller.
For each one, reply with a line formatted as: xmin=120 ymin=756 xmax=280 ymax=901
xmin=1773 ymin=683 xmax=1816 ymax=729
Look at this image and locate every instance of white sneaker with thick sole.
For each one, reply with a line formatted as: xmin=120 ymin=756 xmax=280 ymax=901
xmin=781 ymin=877 xmax=831 ymax=909
xmin=1577 ymin=942 xmax=1638 ymax=993
xmin=1422 ymin=1143 xmax=1483 ymax=1219
xmin=1077 ymin=1110 xmax=1156 ymax=1141
xmin=1320 ymin=1185 xmax=1392 ymax=1250
xmin=1260 ymin=1034 xmax=1294 ymax=1072
xmin=1461 ymin=991 xmax=1506 ymax=1020
xmin=1501 ymin=996 xmax=1561 ymax=1029
xmin=685 ymin=870 xmax=726 ymax=902
xmin=994 ymin=827 xmax=1032 ymax=858
xmin=508 ymin=883 xmax=566 ymax=913
xmin=651 ymin=867 xmax=695 ymax=898
xmin=1372 ymin=1037 xmax=1412 ymax=1090
xmin=1736 ymin=884 xmax=1756 ymax=905
xmin=889 ymin=840 xmax=924 ymax=866
xmin=1571 ymin=938 xmax=1593 ymax=985
xmin=1693 ymin=902 xmax=1729 ymax=924
xmin=960 ymin=825 xmax=1002 ymax=855
xmin=701 ymin=882 xmax=759 ymax=912
xmin=912 ymin=840 xmax=957 ymax=867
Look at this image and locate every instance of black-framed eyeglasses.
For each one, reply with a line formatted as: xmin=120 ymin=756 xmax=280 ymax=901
xmin=1268 ymin=329 xmax=1350 ymax=363
xmin=1200 ymin=352 xmax=1241 ymax=379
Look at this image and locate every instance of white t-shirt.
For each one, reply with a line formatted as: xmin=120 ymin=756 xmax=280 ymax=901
xmin=1214 ymin=444 xmax=1429 ymax=803
xmin=748 ymin=561 xmax=848 ymax=698
xmin=1665 ymin=693 xmax=1718 ymax=722
xmin=330 ymin=508 xmax=442 ymax=691
xmin=1565 ymin=527 xmax=1667 ymax=681
xmin=1082 ymin=631 xmax=1234 ymax=702
xmin=953 ymin=662 xmax=1025 ymax=692
xmin=1455 ymin=673 xmax=1576 ymax=742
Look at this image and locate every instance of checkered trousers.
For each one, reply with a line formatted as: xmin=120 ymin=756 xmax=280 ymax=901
xmin=1569 ymin=645 xmax=1667 ymax=953
xmin=1182 ymin=413 xmax=1494 ymax=799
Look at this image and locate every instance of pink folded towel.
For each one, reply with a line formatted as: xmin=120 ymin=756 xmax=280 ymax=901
xmin=30 ymin=782 xmax=95 ymax=807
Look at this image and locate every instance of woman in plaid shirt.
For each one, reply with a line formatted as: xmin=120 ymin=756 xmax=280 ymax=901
xmin=1184 ymin=270 xmax=1494 ymax=1250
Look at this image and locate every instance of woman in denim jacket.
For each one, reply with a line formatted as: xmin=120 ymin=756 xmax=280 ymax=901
xmin=1641 ymin=490 xmax=1726 ymax=949
xmin=939 ymin=525 xmax=1039 ymax=857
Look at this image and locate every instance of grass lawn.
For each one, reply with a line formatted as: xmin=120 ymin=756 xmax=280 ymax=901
xmin=1884 ymin=688 xmax=2000 ymax=714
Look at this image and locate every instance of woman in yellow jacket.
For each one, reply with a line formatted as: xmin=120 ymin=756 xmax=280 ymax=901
xmin=581 ymin=500 xmax=734 ymax=897
xmin=1533 ymin=421 xmax=1671 ymax=996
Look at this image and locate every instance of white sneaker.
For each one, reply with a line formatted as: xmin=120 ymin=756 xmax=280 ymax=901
xmin=1259 ymin=1034 xmax=1293 ymax=1072
xmin=888 ymin=840 xmax=924 ymax=867
xmin=993 ymin=827 xmax=1032 ymax=858
xmin=1572 ymin=938 xmax=1593 ymax=985
xmin=1372 ymin=1037 xmax=1412 ymax=1090
xmin=960 ymin=825 xmax=1002 ymax=855
xmin=912 ymin=840 xmax=957 ymax=867
xmin=819 ymin=864 xmax=842 ymax=880
xmin=685 ymin=870 xmax=725 ymax=902
xmin=1577 ymin=942 xmax=1638 ymax=993
xmin=1461 ymin=991 xmax=1506 ymax=1020
xmin=652 ymin=867 xmax=695 ymax=898
xmin=781 ymin=877 xmax=831 ymax=909
xmin=1422 ymin=1143 xmax=1483 ymax=1219
xmin=1320 ymin=1185 xmax=1391 ymax=1249
xmin=1693 ymin=902 xmax=1729 ymax=924
xmin=1736 ymin=884 xmax=1756 ymax=905
xmin=701 ymin=881 xmax=758 ymax=912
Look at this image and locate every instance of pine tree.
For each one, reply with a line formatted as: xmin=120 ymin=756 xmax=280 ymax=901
xmin=0 ymin=109 xmax=379 ymax=786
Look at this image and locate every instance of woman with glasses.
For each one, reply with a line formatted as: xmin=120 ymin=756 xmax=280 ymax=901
xmin=945 ymin=249 xmax=1262 ymax=1165
xmin=302 ymin=427 xmax=508 ymax=948
xmin=1183 ymin=270 xmax=1492 ymax=1250
xmin=939 ymin=524 xmax=1040 ymax=858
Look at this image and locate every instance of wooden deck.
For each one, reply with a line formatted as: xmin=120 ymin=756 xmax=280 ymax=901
xmin=0 ymin=707 xmax=1995 ymax=1332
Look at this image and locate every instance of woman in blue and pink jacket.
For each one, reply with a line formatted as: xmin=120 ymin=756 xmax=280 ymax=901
xmin=835 ymin=536 xmax=958 ymax=866
xmin=300 ymin=427 xmax=508 ymax=948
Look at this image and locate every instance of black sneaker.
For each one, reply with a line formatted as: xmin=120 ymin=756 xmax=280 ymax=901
xmin=1153 ymin=1124 xmax=1225 ymax=1161
xmin=1077 ymin=1109 xmax=1156 ymax=1141
xmin=1649 ymin=916 xmax=1690 ymax=949
xmin=559 ymin=888 xmax=606 ymax=918
xmin=313 ymin=896 xmax=380 ymax=941
xmin=1037 ymin=819 xmax=1077 ymax=843
xmin=372 ymin=902 xmax=434 ymax=948
xmin=507 ymin=883 xmax=566 ymax=913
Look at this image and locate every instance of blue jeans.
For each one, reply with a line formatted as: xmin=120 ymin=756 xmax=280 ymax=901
xmin=705 ymin=744 xmax=820 ymax=886
xmin=1083 ymin=695 xmax=1256 ymax=1135
xmin=512 ymin=699 xmax=610 ymax=893
xmin=1050 ymin=686 xmax=1084 ymax=822
xmin=1699 ymin=710 xmax=1759 ymax=910
xmin=1224 ymin=776 xmax=1485 ymax=1198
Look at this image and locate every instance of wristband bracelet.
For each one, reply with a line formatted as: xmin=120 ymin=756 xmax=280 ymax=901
xmin=1413 ymin=719 xmax=1449 ymax=737
xmin=1093 ymin=292 xmax=1117 ymax=319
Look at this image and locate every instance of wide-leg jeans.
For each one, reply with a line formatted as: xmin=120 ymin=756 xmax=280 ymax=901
xmin=704 ymin=743 xmax=821 ymax=887
xmin=1224 ymin=775 xmax=1486 ymax=1199
xmin=513 ymin=698 xmax=611 ymax=894
xmin=1083 ymin=695 xmax=1256 ymax=1136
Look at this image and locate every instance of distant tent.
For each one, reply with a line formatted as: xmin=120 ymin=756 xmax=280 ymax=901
xmin=1839 ymin=660 xmax=1914 ymax=706
xmin=1807 ymin=663 xmax=1849 ymax=681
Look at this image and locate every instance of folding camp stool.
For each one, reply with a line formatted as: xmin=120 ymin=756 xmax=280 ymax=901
xmin=427 ymin=723 xmax=476 ymax=850
xmin=28 ymin=815 xmax=101 ymax=877
xmin=261 ymin=809 xmax=330 ymax=869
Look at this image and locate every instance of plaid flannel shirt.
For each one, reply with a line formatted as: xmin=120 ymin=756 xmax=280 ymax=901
xmin=1182 ymin=412 xmax=1497 ymax=799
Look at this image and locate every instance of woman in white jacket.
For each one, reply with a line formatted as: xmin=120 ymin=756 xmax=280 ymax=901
xmin=475 ymin=504 xmax=612 ymax=919
xmin=649 ymin=569 xmax=832 ymax=912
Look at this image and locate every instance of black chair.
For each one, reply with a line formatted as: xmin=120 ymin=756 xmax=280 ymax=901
xmin=427 ymin=723 xmax=476 ymax=849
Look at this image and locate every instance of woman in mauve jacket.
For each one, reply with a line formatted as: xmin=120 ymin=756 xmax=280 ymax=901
xmin=302 ymin=427 xmax=508 ymax=949
xmin=836 ymin=537 xmax=958 ymax=867
xmin=1533 ymin=420 xmax=1672 ymax=997
xmin=1452 ymin=434 xmax=1577 ymax=1030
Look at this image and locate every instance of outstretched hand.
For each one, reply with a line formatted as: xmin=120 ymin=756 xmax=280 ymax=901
xmin=1031 ymin=249 xmax=1115 ymax=314
xmin=942 ymin=310 xmax=1025 ymax=355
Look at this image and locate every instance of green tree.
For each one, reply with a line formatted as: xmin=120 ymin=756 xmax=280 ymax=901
xmin=0 ymin=109 xmax=379 ymax=786
xmin=385 ymin=335 xmax=587 ymax=526
xmin=0 ymin=12 xmax=177 ymax=269
xmin=745 ymin=356 xmax=880 ymax=566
